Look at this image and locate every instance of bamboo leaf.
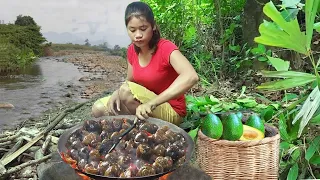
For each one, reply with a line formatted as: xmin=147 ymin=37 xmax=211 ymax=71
xmin=257 ymin=77 xmax=315 ymax=91
xmin=305 ymin=0 xmax=320 ymax=50
xmin=287 ymin=163 xmax=298 ymax=180
xmin=267 ymin=56 xmax=290 ymax=71
xmin=280 ymin=0 xmax=301 ymax=9
xmin=254 ymin=1 xmax=308 ymax=55
xmin=305 ymin=136 xmax=320 ymax=161
xmin=260 ymin=70 xmax=316 ymax=79
xmin=279 ymin=114 xmax=291 ymax=141
xmin=292 ymin=86 xmax=320 ymax=137
xmin=310 ymin=155 xmax=320 ymax=165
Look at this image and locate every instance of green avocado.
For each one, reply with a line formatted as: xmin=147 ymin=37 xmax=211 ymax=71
xmin=222 ymin=113 xmax=243 ymax=141
xmin=236 ymin=111 xmax=243 ymax=120
xmin=246 ymin=114 xmax=265 ymax=134
xmin=201 ymin=114 xmax=223 ymax=139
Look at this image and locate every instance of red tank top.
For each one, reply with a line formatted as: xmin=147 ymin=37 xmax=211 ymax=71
xmin=127 ymin=38 xmax=186 ymax=117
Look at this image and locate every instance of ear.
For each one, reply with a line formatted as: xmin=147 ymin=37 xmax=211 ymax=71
xmin=153 ymin=26 xmax=156 ymax=31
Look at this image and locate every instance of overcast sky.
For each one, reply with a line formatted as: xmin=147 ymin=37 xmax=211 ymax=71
xmin=0 ymin=0 xmax=137 ymax=46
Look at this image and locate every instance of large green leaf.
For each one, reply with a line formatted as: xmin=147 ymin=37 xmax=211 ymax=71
xmin=305 ymin=0 xmax=320 ymax=50
xmin=315 ymin=22 xmax=320 ymax=33
xmin=260 ymin=70 xmax=316 ymax=79
xmin=292 ymin=86 xmax=320 ymax=137
xmin=257 ymin=77 xmax=315 ymax=91
xmin=254 ymin=1 xmax=308 ymax=55
xmin=267 ymin=56 xmax=290 ymax=71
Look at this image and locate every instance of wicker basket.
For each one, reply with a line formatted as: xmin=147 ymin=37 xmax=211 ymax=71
xmin=196 ymin=124 xmax=280 ymax=180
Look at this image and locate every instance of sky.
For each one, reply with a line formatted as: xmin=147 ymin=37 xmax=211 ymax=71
xmin=0 ymin=0 xmax=137 ymax=47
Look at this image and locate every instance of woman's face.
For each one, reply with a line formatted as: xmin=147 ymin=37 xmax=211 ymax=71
xmin=126 ymin=16 xmax=154 ymax=48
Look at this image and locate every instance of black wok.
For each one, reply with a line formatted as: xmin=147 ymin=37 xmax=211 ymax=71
xmin=57 ymin=115 xmax=195 ymax=180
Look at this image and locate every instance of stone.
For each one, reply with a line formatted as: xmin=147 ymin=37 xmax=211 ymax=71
xmin=37 ymin=152 xmax=82 ymax=180
xmin=0 ymin=103 xmax=14 ymax=109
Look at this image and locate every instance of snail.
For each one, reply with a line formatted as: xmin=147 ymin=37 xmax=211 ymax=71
xmin=112 ymin=118 xmax=123 ymax=132
xmin=104 ymin=164 xmax=122 ymax=177
xmin=78 ymin=146 xmax=90 ymax=160
xmin=136 ymin=144 xmax=152 ymax=161
xmin=89 ymin=149 xmax=100 ymax=162
xmin=134 ymin=131 xmax=149 ymax=147
xmin=136 ymin=164 xmax=156 ymax=177
xmin=84 ymin=163 xmax=98 ymax=174
xmin=97 ymin=161 xmax=111 ymax=175
xmin=165 ymin=144 xmax=184 ymax=161
xmin=83 ymin=120 xmax=102 ymax=134
xmin=153 ymin=144 xmax=166 ymax=157
xmin=139 ymin=123 xmax=158 ymax=134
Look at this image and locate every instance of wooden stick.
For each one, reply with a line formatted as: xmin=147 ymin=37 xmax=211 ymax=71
xmin=15 ymin=174 xmax=35 ymax=178
xmin=0 ymin=149 xmax=32 ymax=158
xmin=41 ymin=135 xmax=51 ymax=155
xmin=0 ymin=148 xmax=10 ymax=152
xmin=0 ymin=102 xmax=86 ymax=166
xmin=43 ymin=102 xmax=85 ymax=134
xmin=0 ymin=133 xmax=20 ymax=143
xmin=25 ymin=146 xmax=41 ymax=153
xmin=50 ymin=136 xmax=59 ymax=144
xmin=0 ymin=141 xmax=12 ymax=147
xmin=0 ymin=154 xmax=52 ymax=177
xmin=0 ymin=139 xmax=24 ymax=161
xmin=0 ymin=132 xmax=14 ymax=139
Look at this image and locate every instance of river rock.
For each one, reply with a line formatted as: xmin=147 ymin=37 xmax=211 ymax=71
xmin=0 ymin=103 xmax=14 ymax=109
xmin=37 ymin=152 xmax=82 ymax=180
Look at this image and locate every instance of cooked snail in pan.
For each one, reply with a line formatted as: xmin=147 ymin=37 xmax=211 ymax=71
xmin=63 ymin=118 xmax=188 ymax=178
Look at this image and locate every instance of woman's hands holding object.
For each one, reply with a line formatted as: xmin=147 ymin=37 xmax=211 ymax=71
xmin=135 ymin=101 xmax=157 ymax=120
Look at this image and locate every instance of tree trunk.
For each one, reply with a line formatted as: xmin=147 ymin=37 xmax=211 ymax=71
xmin=242 ymin=0 xmax=276 ymax=47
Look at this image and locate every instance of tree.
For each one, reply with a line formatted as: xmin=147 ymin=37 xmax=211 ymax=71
xmin=14 ymin=15 xmax=37 ymax=26
xmin=113 ymin=45 xmax=120 ymax=51
xmin=84 ymin=39 xmax=91 ymax=46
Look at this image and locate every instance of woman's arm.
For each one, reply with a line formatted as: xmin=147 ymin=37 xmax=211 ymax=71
xmin=126 ymin=62 xmax=134 ymax=81
xmin=148 ymin=50 xmax=199 ymax=108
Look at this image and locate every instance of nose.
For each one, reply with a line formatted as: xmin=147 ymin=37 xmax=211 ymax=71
xmin=135 ymin=30 xmax=143 ymax=40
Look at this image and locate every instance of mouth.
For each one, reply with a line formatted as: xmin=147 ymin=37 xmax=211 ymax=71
xmin=134 ymin=41 xmax=143 ymax=44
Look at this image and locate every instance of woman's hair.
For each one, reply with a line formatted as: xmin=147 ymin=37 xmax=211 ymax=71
xmin=125 ymin=1 xmax=160 ymax=54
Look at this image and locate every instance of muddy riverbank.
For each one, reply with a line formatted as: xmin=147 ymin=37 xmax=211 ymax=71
xmin=0 ymin=51 xmax=127 ymax=132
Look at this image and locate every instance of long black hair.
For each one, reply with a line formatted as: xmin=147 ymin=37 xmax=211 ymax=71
xmin=125 ymin=1 xmax=161 ymax=54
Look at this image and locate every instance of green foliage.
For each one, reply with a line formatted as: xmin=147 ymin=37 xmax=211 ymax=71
xmin=49 ymin=43 xmax=105 ymax=52
xmin=0 ymin=24 xmax=46 ymax=55
xmin=253 ymin=0 xmax=320 ymax=179
xmin=180 ymin=91 xmax=278 ymax=130
xmin=0 ymin=15 xmax=47 ymax=72
xmin=141 ymin=0 xmax=246 ymax=85
xmin=14 ymin=15 xmax=37 ymax=26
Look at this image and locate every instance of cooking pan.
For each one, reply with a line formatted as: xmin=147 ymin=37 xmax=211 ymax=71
xmin=57 ymin=115 xmax=195 ymax=180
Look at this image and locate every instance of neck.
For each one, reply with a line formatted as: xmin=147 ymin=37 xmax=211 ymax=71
xmin=140 ymin=46 xmax=150 ymax=55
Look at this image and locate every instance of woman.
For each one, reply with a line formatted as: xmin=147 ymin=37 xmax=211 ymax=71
xmin=91 ymin=1 xmax=198 ymax=125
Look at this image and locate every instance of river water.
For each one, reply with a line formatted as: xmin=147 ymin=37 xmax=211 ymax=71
xmin=0 ymin=57 xmax=89 ymax=131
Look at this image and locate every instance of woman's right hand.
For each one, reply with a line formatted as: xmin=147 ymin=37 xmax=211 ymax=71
xmin=107 ymin=90 xmax=121 ymax=115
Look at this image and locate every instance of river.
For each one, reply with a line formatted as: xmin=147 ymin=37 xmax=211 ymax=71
xmin=0 ymin=57 xmax=90 ymax=131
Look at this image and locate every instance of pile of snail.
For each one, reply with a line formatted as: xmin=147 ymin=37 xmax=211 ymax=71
xmin=64 ymin=118 xmax=188 ymax=178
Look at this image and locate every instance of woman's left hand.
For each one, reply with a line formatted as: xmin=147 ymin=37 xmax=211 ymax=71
xmin=136 ymin=102 xmax=156 ymax=120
